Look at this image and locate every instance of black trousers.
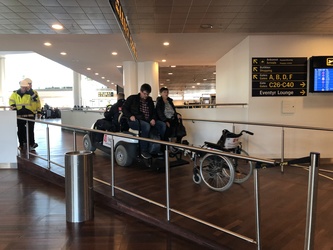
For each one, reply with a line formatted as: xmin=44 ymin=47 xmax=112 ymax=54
xmin=17 ymin=116 xmax=35 ymax=146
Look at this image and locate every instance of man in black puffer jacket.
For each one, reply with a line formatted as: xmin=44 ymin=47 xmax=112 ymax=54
xmin=122 ymin=83 xmax=166 ymax=159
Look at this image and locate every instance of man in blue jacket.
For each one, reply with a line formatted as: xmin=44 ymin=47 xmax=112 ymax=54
xmin=122 ymin=83 xmax=166 ymax=159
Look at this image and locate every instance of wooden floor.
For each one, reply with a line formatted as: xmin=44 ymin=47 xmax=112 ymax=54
xmin=12 ymin=120 xmax=333 ymax=249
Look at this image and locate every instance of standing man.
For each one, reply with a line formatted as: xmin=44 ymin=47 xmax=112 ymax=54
xmin=9 ymin=80 xmax=35 ymax=150
xmin=24 ymin=78 xmax=41 ymax=150
xmin=122 ymin=83 xmax=166 ymax=159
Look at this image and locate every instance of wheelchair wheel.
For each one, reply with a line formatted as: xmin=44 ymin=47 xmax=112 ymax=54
xmin=199 ymin=154 xmax=234 ymax=192
xmin=83 ymin=134 xmax=96 ymax=152
xmin=232 ymin=149 xmax=253 ymax=184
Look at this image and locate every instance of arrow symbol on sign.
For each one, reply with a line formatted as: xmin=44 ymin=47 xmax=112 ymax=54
xmin=253 ymin=75 xmax=258 ymax=79
xmin=300 ymin=82 xmax=306 ymax=87
xmin=253 ymin=59 xmax=258 ymax=64
xmin=300 ymin=90 xmax=306 ymax=95
xmin=253 ymin=67 xmax=258 ymax=72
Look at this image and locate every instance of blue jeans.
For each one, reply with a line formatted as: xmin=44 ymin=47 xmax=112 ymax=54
xmin=128 ymin=120 xmax=166 ymax=152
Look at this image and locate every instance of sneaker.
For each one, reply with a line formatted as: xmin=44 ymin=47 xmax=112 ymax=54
xmin=141 ymin=151 xmax=152 ymax=159
xmin=29 ymin=143 xmax=38 ymax=151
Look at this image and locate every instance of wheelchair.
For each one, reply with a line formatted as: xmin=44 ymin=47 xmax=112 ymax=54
xmin=191 ymin=129 xmax=254 ymax=192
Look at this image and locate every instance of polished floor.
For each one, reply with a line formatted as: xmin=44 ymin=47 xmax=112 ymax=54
xmin=14 ymin=119 xmax=333 ymax=249
xmin=0 ymin=169 xmax=204 ymax=250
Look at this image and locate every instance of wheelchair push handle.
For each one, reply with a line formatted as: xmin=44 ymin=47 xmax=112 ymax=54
xmin=240 ymin=130 xmax=254 ymax=136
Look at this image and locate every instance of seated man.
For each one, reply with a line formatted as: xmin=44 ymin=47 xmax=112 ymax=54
xmin=94 ymin=93 xmax=126 ymax=142
xmin=104 ymin=92 xmax=126 ymax=132
xmin=122 ymin=83 xmax=166 ymax=159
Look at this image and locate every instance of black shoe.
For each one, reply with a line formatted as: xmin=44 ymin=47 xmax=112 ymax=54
xmin=141 ymin=151 xmax=152 ymax=159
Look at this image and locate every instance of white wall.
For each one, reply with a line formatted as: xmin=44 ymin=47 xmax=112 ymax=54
xmin=212 ymin=34 xmax=333 ymax=159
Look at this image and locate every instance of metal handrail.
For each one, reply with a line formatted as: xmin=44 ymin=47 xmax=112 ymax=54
xmin=17 ymin=118 xmax=318 ymax=249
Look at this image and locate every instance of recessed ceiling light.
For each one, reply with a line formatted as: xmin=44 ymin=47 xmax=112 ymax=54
xmin=95 ymin=73 xmax=99 ymax=75
xmin=203 ymin=78 xmax=207 ymax=81
xmin=44 ymin=42 xmax=52 ymax=46
xmin=111 ymin=52 xmax=118 ymax=55
xmin=107 ymin=80 xmax=110 ymax=82
xmin=60 ymin=52 xmax=67 ymax=55
xmin=197 ymin=82 xmax=201 ymax=85
xmin=213 ymin=72 xmax=216 ymax=74
xmin=116 ymin=65 xmax=122 ymax=68
xmin=163 ymin=42 xmax=169 ymax=46
xmin=166 ymin=79 xmax=170 ymax=81
xmin=52 ymin=24 xmax=63 ymax=30
xmin=101 ymin=76 xmax=105 ymax=79
xmin=171 ymin=65 xmax=176 ymax=68
xmin=111 ymin=82 xmax=114 ymax=84
xmin=168 ymin=72 xmax=173 ymax=75
xmin=162 ymin=59 xmax=166 ymax=62
xmin=192 ymin=86 xmax=196 ymax=88
xmin=87 ymin=67 xmax=91 ymax=70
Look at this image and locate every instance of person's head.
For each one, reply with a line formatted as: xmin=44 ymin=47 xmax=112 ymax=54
xmin=24 ymin=78 xmax=32 ymax=89
xmin=19 ymin=79 xmax=30 ymax=93
xmin=117 ymin=92 xmax=125 ymax=100
xmin=140 ymin=83 xmax=151 ymax=99
xmin=159 ymin=87 xmax=169 ymax=99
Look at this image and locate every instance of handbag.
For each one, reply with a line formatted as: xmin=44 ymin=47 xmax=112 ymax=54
xmin=176 ymin=118 xmax=187 ymax=137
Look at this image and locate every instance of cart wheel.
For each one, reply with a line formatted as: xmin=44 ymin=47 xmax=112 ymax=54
xmin=83 ymin=134 xmax=96 ymax=152
xmin=232 ymin=149 xmax=253 ymax=184
xmin=200 ymin=154 xmax=234 ymax=192
xmin=115 ymin=142 xmax=136 ymax=167
xmin=192 ymin=174 xmax=201 ymax=184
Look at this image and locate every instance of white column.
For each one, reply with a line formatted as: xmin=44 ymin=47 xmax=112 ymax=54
xmin=0 ymin=57 xmax=5 ymax=105
xmin=137 ymin=61 xmax=159 ymax=99
xmin=123 ymin=61 xmax=138 ymax=97
xmin=73 ymin=72 xmax=81 ymax=107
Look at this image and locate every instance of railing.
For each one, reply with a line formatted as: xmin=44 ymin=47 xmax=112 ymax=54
xmin=183 ymin=118 xmax=333 ymax=172
xmin=175 ymin=103 xmax=248 ymax=109
xmin=17 ymin=118 xmax=320 ymax=249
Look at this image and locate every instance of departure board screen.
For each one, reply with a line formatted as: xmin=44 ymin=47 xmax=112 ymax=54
xmin=309 ymin=56 xmax=333 ymax=93
xmin=314 ymin=68 xmax=333 ymax=92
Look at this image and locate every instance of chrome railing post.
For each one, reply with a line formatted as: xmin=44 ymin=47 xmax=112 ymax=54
xmin=73 ymin=130 xmax=77 ymax=151
xmin=254 ymin=167 xmax=261 ymax=250
xmin=281 ymin=127 xmax=285 ymax=172
xmin=165 ymin=145 xmax=170 ymax=221
xmin=304 ymin=152 xmax=319 ymax=250
xmin=26 ymin=120 xmax=30 ymax=158
xmin=110 ymin=135 xmax=115 ymax=197
xmin=46 ymin=124 xmax=51 ymax=170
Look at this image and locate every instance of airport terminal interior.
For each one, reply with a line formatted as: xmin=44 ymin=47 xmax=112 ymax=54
xmin=1 ymin=0 xmax=333 ymax=249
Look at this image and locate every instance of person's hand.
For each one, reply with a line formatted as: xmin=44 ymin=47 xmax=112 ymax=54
xmin=130 ymin=115 xmax=135 ymax=121
xmin=166 ymin=121 xmax=170 ymax=127
xmin=150 ymin=119 xmax=156 ymax=126
xmin=177 ymin=113 xmax=182 ymax=119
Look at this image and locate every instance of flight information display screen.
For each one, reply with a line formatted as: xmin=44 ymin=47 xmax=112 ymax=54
xmin=313 ymin=68 xmax=333 ymax=92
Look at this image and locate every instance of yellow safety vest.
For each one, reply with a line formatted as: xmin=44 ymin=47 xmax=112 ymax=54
xmin=9 ymin=90 xmax=34 ymax=116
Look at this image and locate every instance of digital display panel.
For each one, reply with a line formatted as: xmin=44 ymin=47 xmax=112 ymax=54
xmin=313 ymin=68 xmax=333 ymax=92
xmin=309 ymin=56 xmax=333 ymax=93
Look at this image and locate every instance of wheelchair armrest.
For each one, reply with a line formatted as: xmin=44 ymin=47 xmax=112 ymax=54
xmin=204 ymin=141 xmax=223 ymax=150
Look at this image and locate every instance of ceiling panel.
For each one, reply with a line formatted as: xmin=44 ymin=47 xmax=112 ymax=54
xmin=0 ymin=0 xmax=333 ymax=93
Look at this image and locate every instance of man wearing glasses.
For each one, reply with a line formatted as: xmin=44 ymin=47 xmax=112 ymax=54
xmin=122 ymin=83 xmax=166 ymax=159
